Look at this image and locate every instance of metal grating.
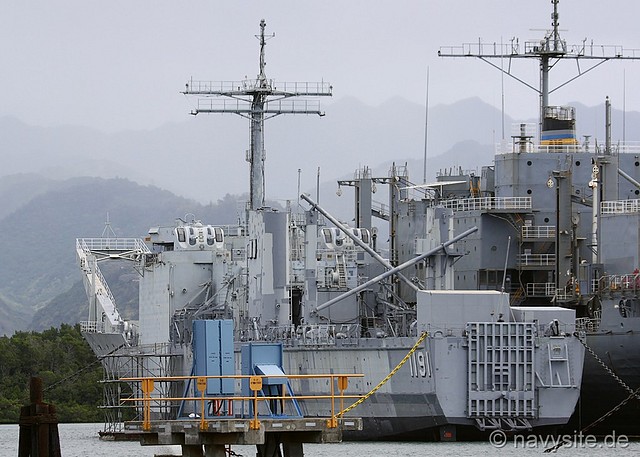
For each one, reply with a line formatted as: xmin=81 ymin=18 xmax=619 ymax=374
xmin=467 ymin=322 xmax=536 ymax=419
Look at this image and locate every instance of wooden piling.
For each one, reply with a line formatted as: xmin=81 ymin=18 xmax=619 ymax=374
xmin=18 ymin=377 xmax=62 ymax=457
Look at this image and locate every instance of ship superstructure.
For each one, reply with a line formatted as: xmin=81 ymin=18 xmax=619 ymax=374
xmin=76 ymin=14 xmax=587 ymax=440
xmin=419 ymin=0 xmax=640 ymax=434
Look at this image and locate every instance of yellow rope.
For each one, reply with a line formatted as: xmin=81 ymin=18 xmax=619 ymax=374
xmin=337 ymin=331 xmax=428 ymax=417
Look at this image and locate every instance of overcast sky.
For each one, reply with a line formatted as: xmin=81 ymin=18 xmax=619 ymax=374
xmin=2 ymin=0 xmax=640 ymax=133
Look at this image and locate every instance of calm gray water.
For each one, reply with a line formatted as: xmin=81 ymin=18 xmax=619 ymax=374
xmin=1 ymin=423 xmax=638 ymax=456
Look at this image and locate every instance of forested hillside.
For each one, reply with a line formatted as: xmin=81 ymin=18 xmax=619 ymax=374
xmin=0 ymin=324 xmax=102 ymax=423
xmin=0 ymin=174 xmax=251 ymax=335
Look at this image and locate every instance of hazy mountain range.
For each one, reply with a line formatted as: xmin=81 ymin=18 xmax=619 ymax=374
xmin=1 ymin=96 xmax=638 ymax=336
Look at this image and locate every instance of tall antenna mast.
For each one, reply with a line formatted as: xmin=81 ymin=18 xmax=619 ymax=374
xmin=183 ymin=19 xmax=332 ymax=210
xmin=438 ymin=0 xmax=640 ymax=136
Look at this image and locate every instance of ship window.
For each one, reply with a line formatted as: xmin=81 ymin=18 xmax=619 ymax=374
xmin=576 ymin=160 xmax=581 ymax=166
xmin=544 ymin=217 xmax=550 ymax=223
xmin=635 ymin=161 xmax=639 ymax=167
xmin=636 ymin=190 xmax=640 ymax=195
xmin=527 ymin=160 xmax=532 ymax=166
xmin=361 ymin=230 xmax=370 ymax=244
xmin=322 ymin=228 xmax=332 ymax=244
xmin=188 ymin=227 xmax=196 ymax=245
xmin=215 ymin=227 xmax=224 ymax=243
xmin=527 ymin=189 xmax=532 ymax=194
xmin=176 ymin=227 xmax=186 ymax=243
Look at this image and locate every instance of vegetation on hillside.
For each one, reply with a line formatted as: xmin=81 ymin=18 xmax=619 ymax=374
xmin=0 ymin=324 xmax=102 ymax=423
xmin=0 ymin=173 xmax=254 ymax=336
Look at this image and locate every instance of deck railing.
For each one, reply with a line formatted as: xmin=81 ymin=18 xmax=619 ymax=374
xmin=122 ymin=373 xmax=363 ymax=432
xmin=522 ymin=225 xmax=556 ymax=239
xmin=517 ymin=253 xmax=556 ymax=266
xmin=441 ymin=197 xmax=532 ymax=212
xmin=601 ymin=199 xmax=640 ymax=215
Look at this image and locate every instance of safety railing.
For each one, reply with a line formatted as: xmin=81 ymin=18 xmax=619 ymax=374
xmin=526 ymin=282 xmax=556 ymax=297
xmin=77 ymin=238 xmax=150 ymax=253
xmin=372 ymin=199 xmax=390 ymax=219
xmin=601 ymin=199 xmax=640 ymax=215
xmin=185 ymin=79 xmax=331 ymax=95
xmin=441 ymin=197 xmax=532 ymax=212
xmin=575 ymin=315 xmax=601 ymax=333
xmin=517 ymin=253 xmax=556 ymax=266
xmin=196 ymin=98 xmax=322 ymax=114
xmin=598 ymin=274 xmax=640 ymax=292
xmin=79 ymin=320 xmax=103 ymax=333
xmin=522 ymin=225 xmax=556 ymax=239
xmin=121 ymin=373 xmax=363 ymax=432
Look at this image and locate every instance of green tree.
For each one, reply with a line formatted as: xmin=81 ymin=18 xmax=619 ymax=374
xmin=0 ymin=324 xmax=102 ymax=423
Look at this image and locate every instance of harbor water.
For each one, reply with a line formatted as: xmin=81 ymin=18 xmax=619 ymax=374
xmin=1 ymin=423 xmax=638 ymax=457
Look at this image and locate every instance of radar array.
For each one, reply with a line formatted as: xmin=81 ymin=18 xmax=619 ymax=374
xmin=182 ymin=20 xmax=332 ymax=210
xmin=438 ymin=0 xmax=640 ymax=133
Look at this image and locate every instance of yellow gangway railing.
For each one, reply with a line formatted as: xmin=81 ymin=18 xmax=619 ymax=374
xmin=121 ymin=373 xmax=364 ymax=432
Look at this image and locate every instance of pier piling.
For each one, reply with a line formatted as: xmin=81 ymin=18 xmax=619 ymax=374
xmin=18 ymin=376 xmax=62 ymax=457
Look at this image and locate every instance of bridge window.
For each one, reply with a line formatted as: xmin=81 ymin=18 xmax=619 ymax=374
xmin=176 ymin=227 xmax=186 ymax=243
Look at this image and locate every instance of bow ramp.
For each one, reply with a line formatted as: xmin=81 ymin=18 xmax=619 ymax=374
xmin=76 ymin=237 xmax=150 ymax=352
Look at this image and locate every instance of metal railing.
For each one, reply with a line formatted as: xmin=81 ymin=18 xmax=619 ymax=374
xmin=77 ymin=238 xmax=150 ymax=253
xmin=522 ymin=225 xmax=556 ymax=239
xmin=122 ymin=373 xmax=363 ymax=431
xmin=526 ymin=282 xmax=556 ymax=297
xmin=261 ymin=324 xmax=362 ymax=346
xmin=575 ymin=311 xmax=602 ymax=333
xmin=517 ymin=253 xmax=556 ymax=266
xmin=185 ymin=79 xmax=331 ymax=95
xmin=372 ymin=199 xmax=389 ymax=219
xmin=196 ymin=98 xmax=322 ymax=114
xmin=601 ymin=199 xmax=640 ymax=215
xmin=441 ymin=197 xmax=532 ymax=212
xmin=598 ymin=274 xmax=640 ymax=292
xmin=80 ymin=320 xmax=103 ymax=333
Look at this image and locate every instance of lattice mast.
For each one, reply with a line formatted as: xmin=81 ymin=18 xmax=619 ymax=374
xmin=183 ymin=19 xmax=332 ymax=210
xmin=438 ymin=0 xmax=640 ymax=135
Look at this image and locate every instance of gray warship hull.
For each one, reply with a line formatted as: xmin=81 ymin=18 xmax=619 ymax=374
xmin=73 ymin=6 xmax=600 ymax=441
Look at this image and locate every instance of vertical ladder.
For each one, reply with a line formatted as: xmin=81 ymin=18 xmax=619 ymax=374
xmin=336 ymin=254 xmax=347 ymax=288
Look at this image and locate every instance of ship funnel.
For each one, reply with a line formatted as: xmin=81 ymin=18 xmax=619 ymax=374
xmin=541 ymin=106 xmax=578 ymax=150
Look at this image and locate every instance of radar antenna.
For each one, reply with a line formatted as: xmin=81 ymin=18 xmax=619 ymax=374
xmin=438 ymin=0 xmax=640 ymax=135
xmin=182 ymin=19 xmax=332 ymax=210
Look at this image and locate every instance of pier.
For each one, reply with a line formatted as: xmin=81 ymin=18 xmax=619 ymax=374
xmin=120 ymin=372 xmax=363 ymax=457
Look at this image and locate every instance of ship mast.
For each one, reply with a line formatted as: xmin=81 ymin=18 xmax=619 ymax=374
xmin=438 ymin=0 xmax=640 ymax=136
xmin=183 ymin=19 xmax=332 ymax=210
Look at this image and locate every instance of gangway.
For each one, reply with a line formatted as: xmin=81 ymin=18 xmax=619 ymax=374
xmin=76 ymin=237 xmax=150 ymax=337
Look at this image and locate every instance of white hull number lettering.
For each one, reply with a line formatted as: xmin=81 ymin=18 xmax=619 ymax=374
xmin=408 ymin=350 xmax=432 ymax=378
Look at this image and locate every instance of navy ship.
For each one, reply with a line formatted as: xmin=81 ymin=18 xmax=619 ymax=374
xmin=73 ymin=9 xmax=597 ymax=441
xmin=429 ymin=0 xmax=640 ymax=436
